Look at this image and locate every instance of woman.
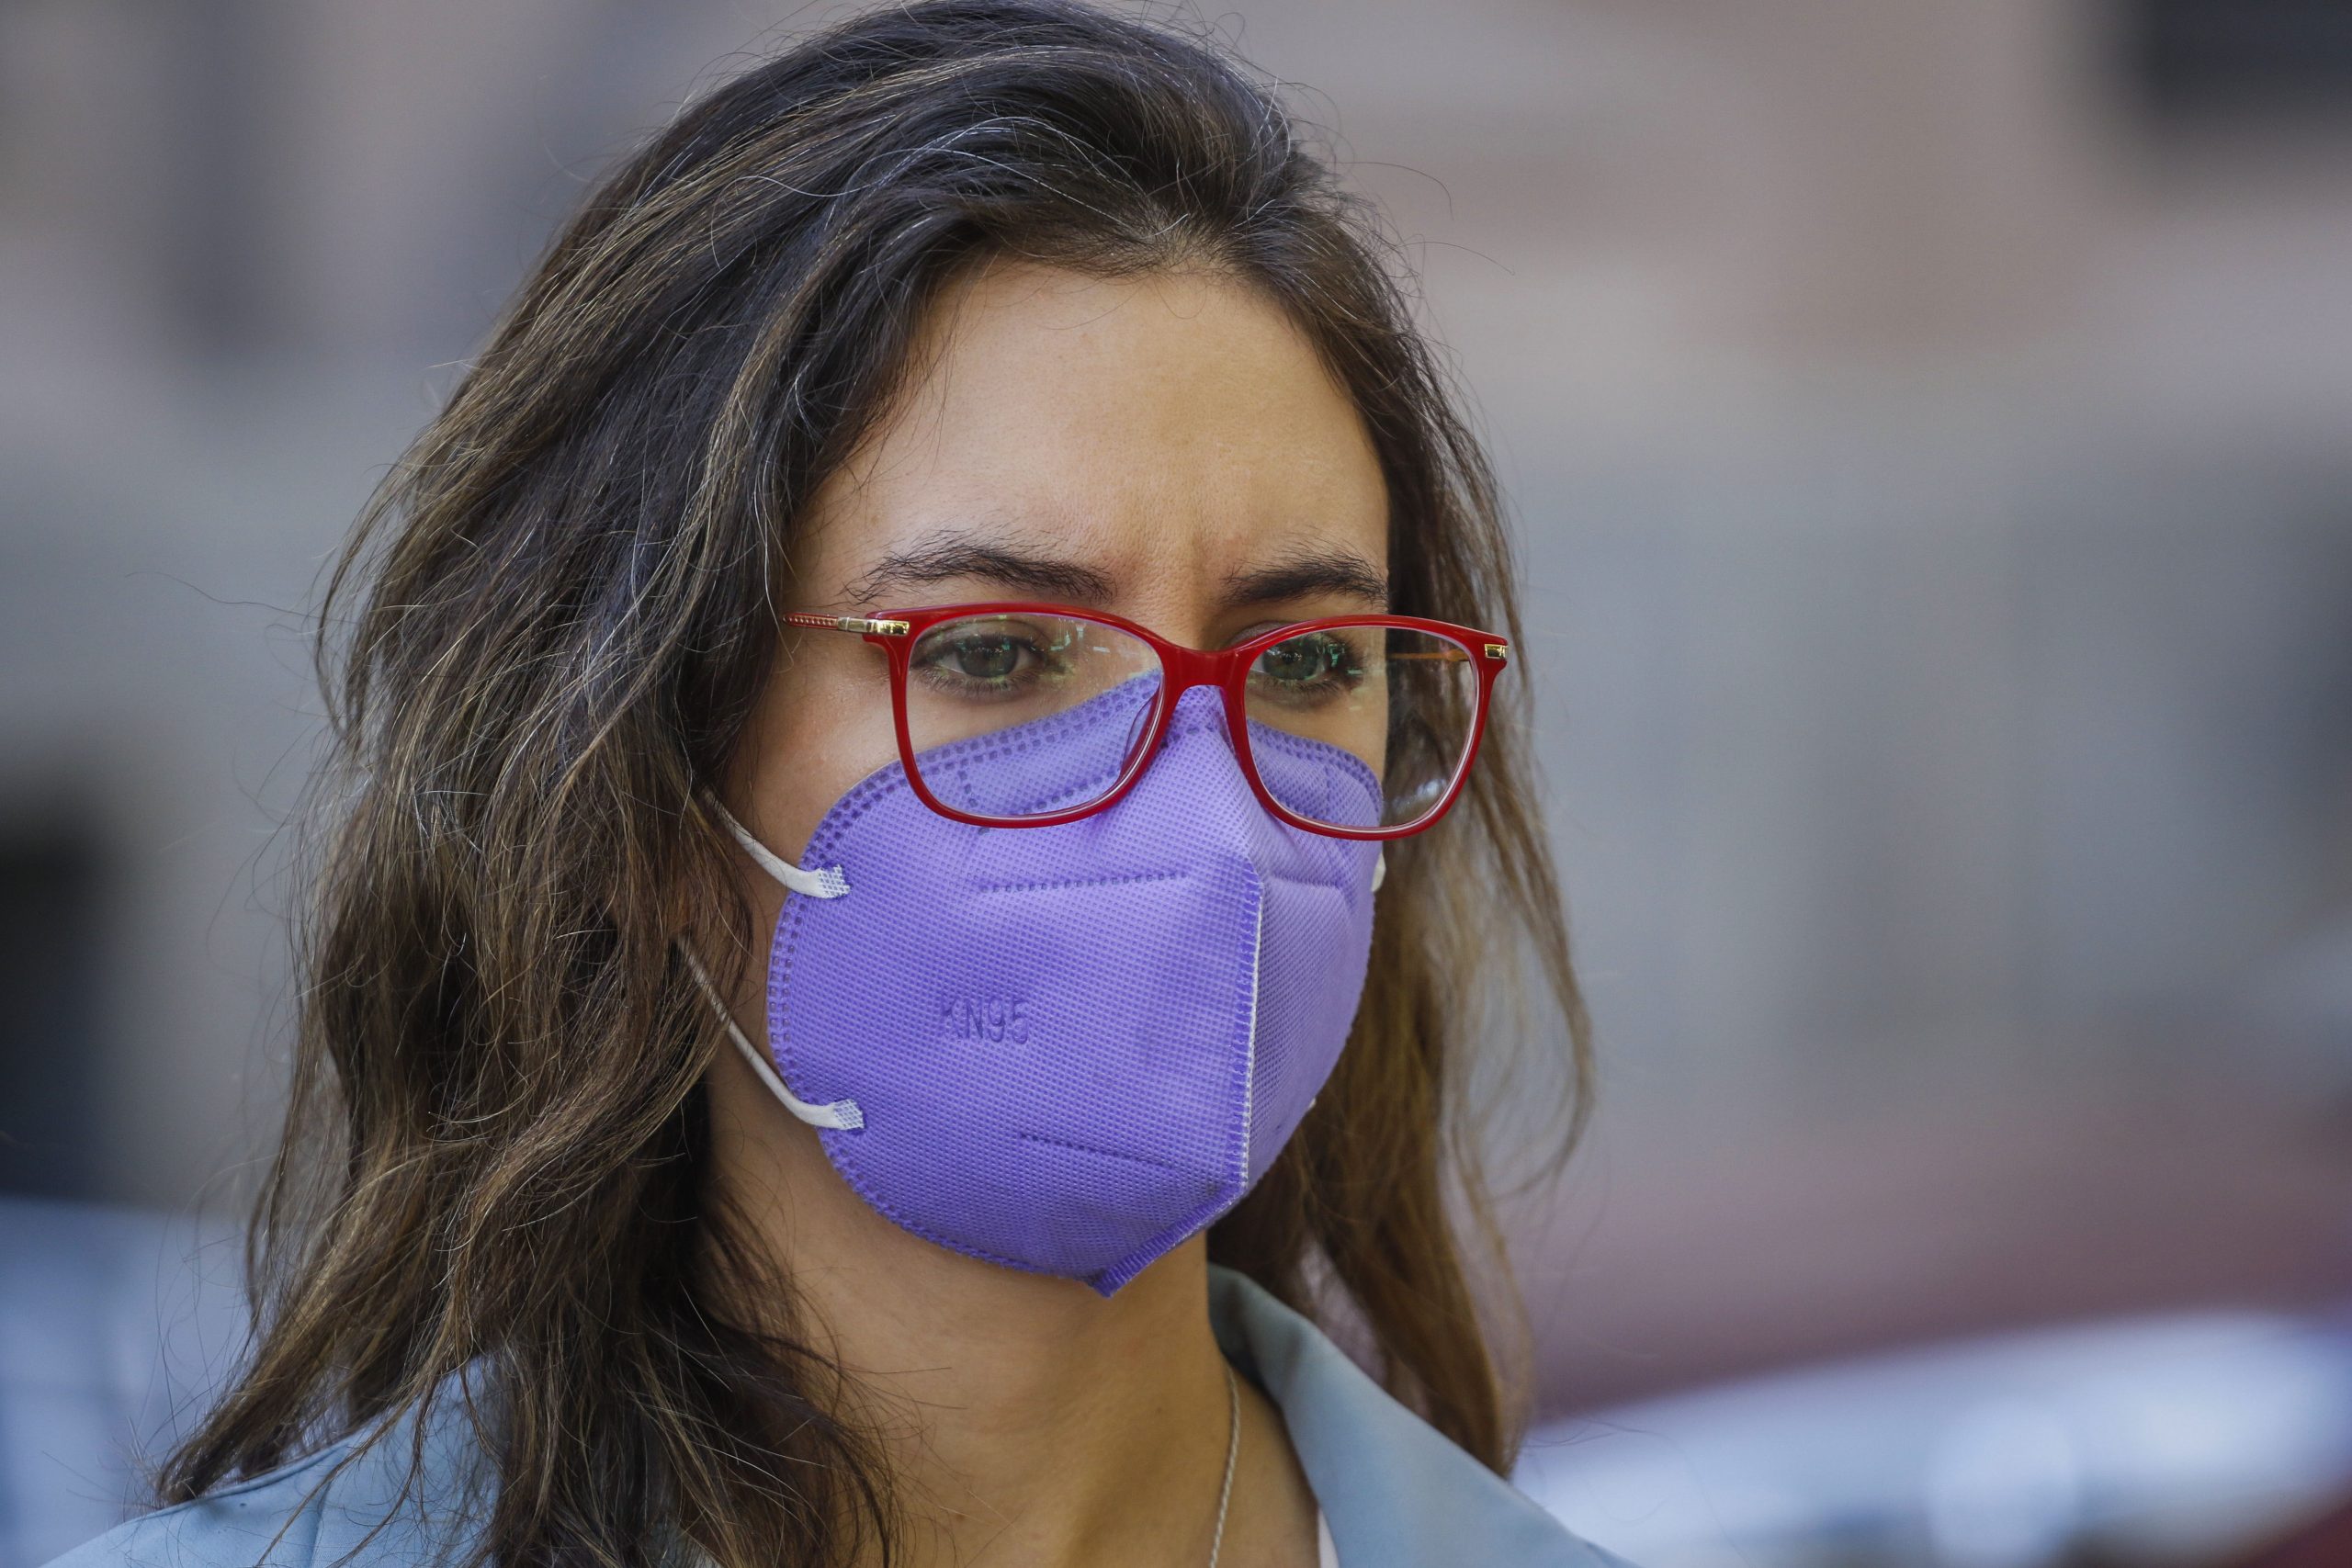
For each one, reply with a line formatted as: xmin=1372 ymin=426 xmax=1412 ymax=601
xmin=55 ymin=4 xmax=1616 ymax=1565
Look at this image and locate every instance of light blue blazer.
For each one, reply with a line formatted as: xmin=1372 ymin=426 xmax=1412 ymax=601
xmin=46 ymin=1268 xmax=1631 ymax=1568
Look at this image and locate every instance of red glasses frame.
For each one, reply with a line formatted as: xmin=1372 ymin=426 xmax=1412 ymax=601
xmin=782 ymin=602 xmax=1511 ymax=840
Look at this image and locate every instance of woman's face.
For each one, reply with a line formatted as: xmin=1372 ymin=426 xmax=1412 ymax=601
xmin=724 ymin=260 xmax=1391 ymax=860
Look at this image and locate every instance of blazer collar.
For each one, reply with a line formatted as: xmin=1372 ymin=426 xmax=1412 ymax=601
xmin=1207 ymin=1266 xmax=1623 ymax=1568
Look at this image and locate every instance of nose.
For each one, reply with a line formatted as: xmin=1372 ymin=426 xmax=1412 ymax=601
xmin=1110 ymin=685 xmax=1272 ymax=837
xmin=1156 ymin=682 xmax=1234 ymax=749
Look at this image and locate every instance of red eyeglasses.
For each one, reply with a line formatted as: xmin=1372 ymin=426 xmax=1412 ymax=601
xmin=785 ymin=603 xmax=1509 ymax=840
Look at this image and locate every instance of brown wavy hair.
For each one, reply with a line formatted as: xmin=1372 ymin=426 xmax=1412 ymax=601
xmin=162 ymin=4 xmax=1591 ymax=1564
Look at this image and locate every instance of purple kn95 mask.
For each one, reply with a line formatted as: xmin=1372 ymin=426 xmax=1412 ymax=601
xmin=686 ymin=684 xmax=1385 ymax=1294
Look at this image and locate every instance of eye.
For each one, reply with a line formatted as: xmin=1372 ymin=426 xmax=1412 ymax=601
xmin=1250 ymin=629 xmax=1363 ymax=697
xmin=909 ymin=617 xmax=1073 ymax=701
xmin=938 ymin=632 xmax=1027 ymax=682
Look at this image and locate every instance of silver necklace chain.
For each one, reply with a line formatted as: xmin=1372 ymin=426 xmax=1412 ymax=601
xmin=1205 ymin=1359 xmax=1239 ymax=1568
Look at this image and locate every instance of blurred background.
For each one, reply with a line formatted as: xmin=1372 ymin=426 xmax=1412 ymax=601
xmin=4 ymin=1 xmax=2350 ymax=1563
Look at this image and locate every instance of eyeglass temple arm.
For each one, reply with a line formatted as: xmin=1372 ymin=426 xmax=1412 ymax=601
xmin=782 ymin=608 xmax=1503 ymax=662
xmin=782 ymin=612 xmax=912 ymax=637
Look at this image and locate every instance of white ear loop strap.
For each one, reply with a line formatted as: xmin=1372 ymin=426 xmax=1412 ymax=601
xmin=684 ymin=795 xmax=856 ymax=1130
xmin=679 ymin=944 xmax=863 ymax=1131
xmin=705 ymin=798 xmax=850 ymax=900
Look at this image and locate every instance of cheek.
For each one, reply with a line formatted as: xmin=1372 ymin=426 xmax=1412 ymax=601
xmin=732 ymin=644 xmax=903 ymax=863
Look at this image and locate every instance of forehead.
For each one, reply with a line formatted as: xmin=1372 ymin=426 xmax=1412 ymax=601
xmin=794 ymin=260 xmax=1388 ymax=617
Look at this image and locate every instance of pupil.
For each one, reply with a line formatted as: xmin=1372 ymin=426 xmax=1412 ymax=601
xmin=954 ymin=637 xmax=1019 ymax=680
xmin=1269 ymin=637 xmax=1329 ymax=682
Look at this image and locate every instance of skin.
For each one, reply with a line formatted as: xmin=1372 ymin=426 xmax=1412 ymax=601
xmin=708 ymin=259 xmax=1390 ymax=1568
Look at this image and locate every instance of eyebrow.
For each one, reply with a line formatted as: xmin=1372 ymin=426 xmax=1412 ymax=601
xmin=1221 ymin=550 xmax=1390 ymax=610
xmin=848 ymin=536 xmax=1118 ymax=606
xmin=845 ymin=532 xmax=1389 ymax=613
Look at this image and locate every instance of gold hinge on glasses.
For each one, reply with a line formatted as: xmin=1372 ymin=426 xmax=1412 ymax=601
xmin=786 ymin=613 xmax=911 ymax=637
xmin=1484 ymin=642 xmax=1510 ymax=662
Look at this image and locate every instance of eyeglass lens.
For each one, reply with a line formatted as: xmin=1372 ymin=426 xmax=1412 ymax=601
xmin=897 ymin=613 xmax=1477 ymax=831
